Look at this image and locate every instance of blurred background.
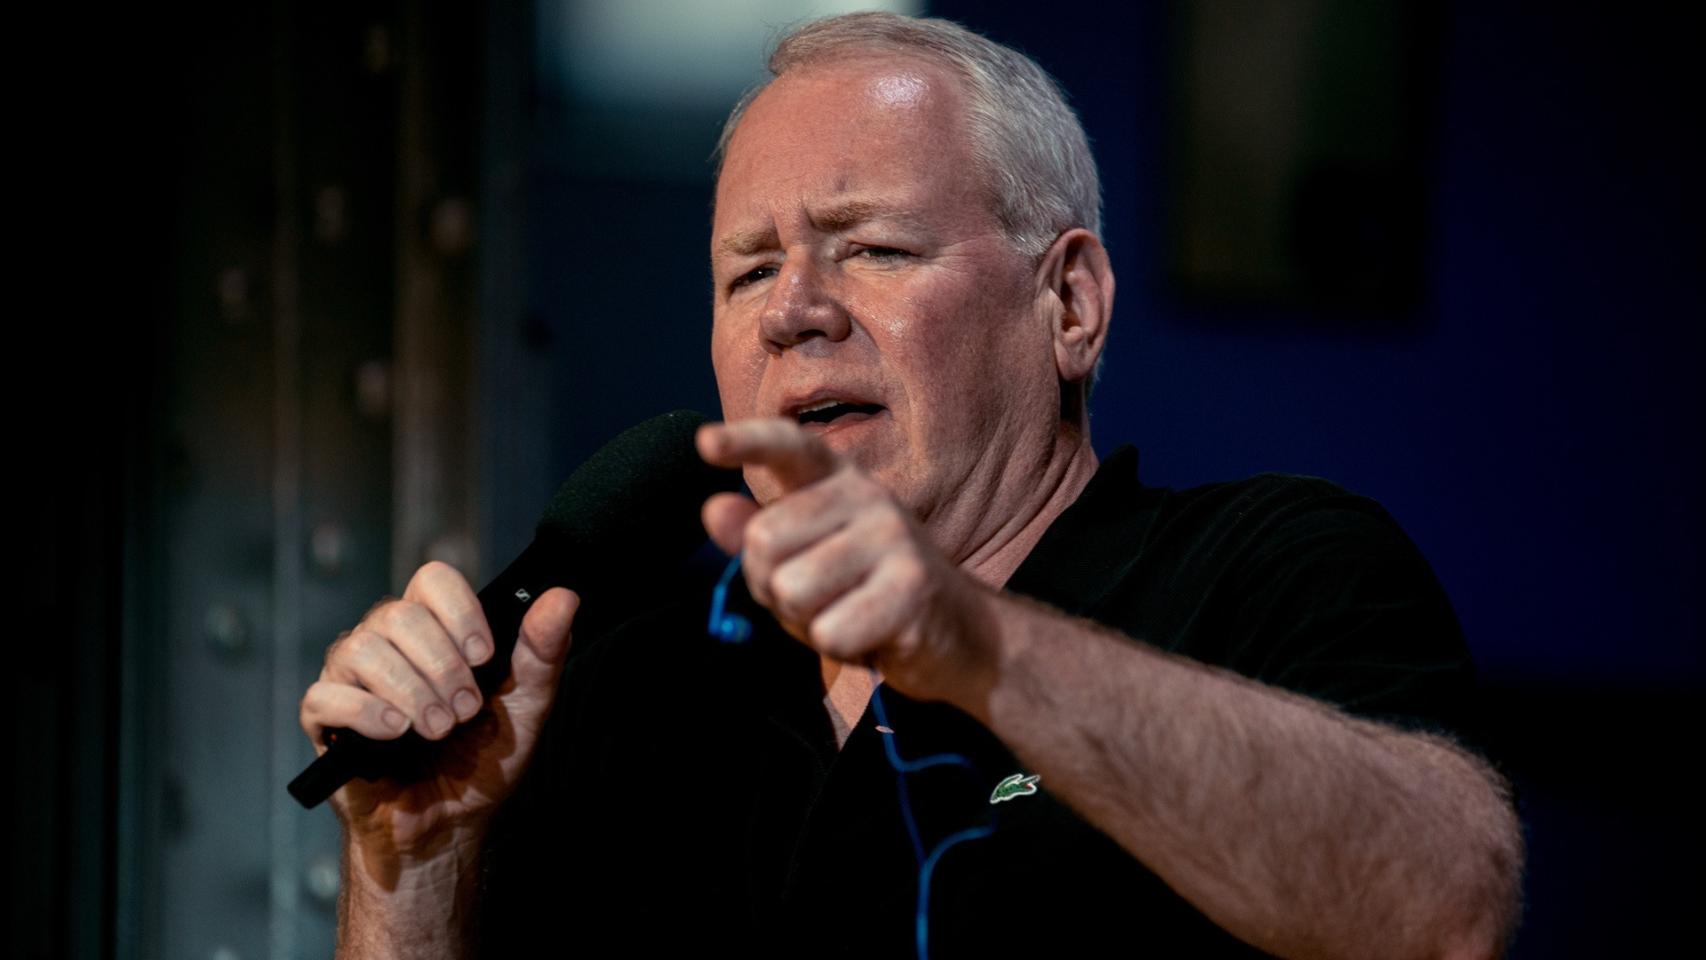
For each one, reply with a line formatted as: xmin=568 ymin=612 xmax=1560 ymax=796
xmin=17 ymin=1 xmax=1701 ymax=957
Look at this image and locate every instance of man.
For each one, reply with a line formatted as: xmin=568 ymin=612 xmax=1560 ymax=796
xmin=300 ymin=12 xmax=1522 ymax=958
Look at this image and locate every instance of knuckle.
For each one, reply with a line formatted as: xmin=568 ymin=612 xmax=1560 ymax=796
xmin=807 ymin=617 xmax=838 ymax=651
xmin=335 ymin=629 xmax=375 ymax=662
xmin=380 ymin=661 xmax=433 ymax=708
xmin=360 ymin=605 xmax=394 ymax=635
xmin=425 ymin=652 xmax=469 ymax=689
xmin=372 ymin=599 xmax=418 ymax=633
xmin=358 ymin=595 xmax=400 ymax=625
xmin=324 ymin=629 xmax=352 ymax=661
xmin=893 ymin=554 xmax=928 ymax=593
xmin=898 ymin=630 xmax=923 ymax=659
xmin=765 ymin=575 xmax=795 ymax=620
xmin=414 ymin=651 xmax=452 ymax=684
xmin=770 ymin=562 xmax=803 ymax=603
xmin=412 ymin=560 xmax=453 ymax=589
xmin=357 ymin=627 xmax=394 ymax=658
xmin=745 ymin=517 xmax=776 ymax=557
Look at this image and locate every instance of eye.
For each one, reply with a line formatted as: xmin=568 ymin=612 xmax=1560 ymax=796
xmin=859 ymin=246 xmax=911 ymax=260
xmin=730 ymin=265 xmax=777 ymax=290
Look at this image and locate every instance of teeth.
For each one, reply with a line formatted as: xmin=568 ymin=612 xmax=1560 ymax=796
xmin=797 ymin=399 xmax=847 ymax=415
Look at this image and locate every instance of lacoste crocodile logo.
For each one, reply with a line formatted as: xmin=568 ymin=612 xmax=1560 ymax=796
xmin=990 ymin=772 xmax=1041 ymax=804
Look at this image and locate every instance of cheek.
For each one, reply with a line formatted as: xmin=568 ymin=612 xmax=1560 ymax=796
xmin=710 ymin=321 xmax=764 ymax=418
xmin=902 ymin=288 xmax=1049 ymax=421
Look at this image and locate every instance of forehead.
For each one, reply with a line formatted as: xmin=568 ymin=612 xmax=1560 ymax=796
xmin=712 ymin=56 xmax=991 ymax=235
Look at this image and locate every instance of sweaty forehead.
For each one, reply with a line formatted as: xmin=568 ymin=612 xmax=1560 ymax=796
xmin=737 ymin=53 xmax=960 ymax=144
xmin=712 ymin=56 xmax=984 ymax=234
xmin=866 ymin=69 xmax=930 ymax=108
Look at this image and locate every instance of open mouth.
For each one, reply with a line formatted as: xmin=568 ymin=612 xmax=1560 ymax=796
xmin=794 ymin=400 xmax=885 ymax=431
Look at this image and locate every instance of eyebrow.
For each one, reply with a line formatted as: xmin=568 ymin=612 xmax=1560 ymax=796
xmin=715 ymin=227 xmax=777 ymax=261
xmin=814 ymin=198 xmax=921 ymax=233
xmin=714 ymin=197 xmax=924 ymax=261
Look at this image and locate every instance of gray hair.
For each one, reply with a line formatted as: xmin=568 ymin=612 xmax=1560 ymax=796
xmin=713 ymin=11 xmax=1102 ymax=260
xmin=712 ymin=11 xmax=1107 ymax=403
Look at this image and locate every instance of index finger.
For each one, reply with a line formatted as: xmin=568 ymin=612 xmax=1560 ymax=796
xmin=697 ymin=418 xmax=842 ymax=492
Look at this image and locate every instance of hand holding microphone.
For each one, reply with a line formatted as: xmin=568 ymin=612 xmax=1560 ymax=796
xmin=298 ymin=566 xmax=581 ymax=854
xmin=291 ymin=410 xmax=740 ymax=857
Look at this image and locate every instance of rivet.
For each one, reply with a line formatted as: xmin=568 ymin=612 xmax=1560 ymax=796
xmin=204 ymin=603 xmax=251 ymax=659
xmin=304 ymin=851 xmax=341 ymax=903
xmin=310 ymin=522 xmax=348 ymax=577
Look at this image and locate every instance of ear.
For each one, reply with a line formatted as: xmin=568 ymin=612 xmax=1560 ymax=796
xmin=1037 ymin=228 xmax=1115 ymax=386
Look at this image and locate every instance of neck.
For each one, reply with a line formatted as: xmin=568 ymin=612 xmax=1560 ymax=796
xmin=953 ymin=423 xmax=1099 ymax=590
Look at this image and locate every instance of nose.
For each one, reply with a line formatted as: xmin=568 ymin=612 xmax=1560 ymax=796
xmin=758 ymin=253 xmax=851 ymax=355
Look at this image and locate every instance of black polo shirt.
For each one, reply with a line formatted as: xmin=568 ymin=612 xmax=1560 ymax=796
xmin=478 ymin=445 xmax=1481 ymax=958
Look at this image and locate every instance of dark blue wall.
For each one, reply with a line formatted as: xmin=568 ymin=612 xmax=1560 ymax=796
xmin=930 ymin=2 xmax=1702 ymax=688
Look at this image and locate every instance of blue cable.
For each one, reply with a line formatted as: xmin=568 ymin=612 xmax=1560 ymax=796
xmin=709 ymin=554 xmax=995 ymax=960
xmin=870 ymin=683 xmax=995 ymax=960
xmin=707 ymin=553 xmax=751 ymax=642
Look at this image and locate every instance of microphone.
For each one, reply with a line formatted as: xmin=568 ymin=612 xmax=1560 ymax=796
xmin=287 ymin=409 xmax=741 ymax=809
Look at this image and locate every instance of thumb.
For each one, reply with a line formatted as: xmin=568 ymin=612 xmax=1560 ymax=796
xmin=503 ymin=587 xmax=579 ymax=715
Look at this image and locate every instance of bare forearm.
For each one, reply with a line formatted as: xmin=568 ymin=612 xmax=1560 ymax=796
xmin=951 ymin=590 xmax=1522 ymax=960
xmin=337 ymin=832 xmax=485 ymax=960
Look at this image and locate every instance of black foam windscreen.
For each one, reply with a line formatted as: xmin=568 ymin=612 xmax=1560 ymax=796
xmin=534 ymin=408 xmax=736 ymax=580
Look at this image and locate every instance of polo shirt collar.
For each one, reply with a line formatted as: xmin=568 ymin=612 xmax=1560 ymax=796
xmin=1001 ymin=443 xmax=1155 ymax=617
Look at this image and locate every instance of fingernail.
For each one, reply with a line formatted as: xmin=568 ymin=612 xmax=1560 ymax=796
xmin=464 ymin=634 xmax=490 ymax=663
xmin=452 ymin=689 xmax=479 ymax=721
xmin=382 ymin=708 xmax=409 ymax=733
xmin=424 ymin=704 xmax=452 ymax=737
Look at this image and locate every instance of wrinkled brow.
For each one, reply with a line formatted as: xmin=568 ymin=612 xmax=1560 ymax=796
xmin=714 ymin=198 xmax=923 ymax=261
xmin=716 ymin=227 xmax=777 ymax=261
xmin=813 ymin=198 xmax=922 ymax=233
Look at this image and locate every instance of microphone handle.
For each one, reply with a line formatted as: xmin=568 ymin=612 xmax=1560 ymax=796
xmin=287 ymin=540 xmax=560 ymax=810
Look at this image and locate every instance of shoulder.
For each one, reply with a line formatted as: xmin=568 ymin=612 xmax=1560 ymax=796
xmin=1020 ymin=451 xmax=1442 ymax=633
xmin=1140 ymin=470 xmax=1432 ymax=596
xmin=1152 ymin=468 xmax=1454 ymax=628
xmin=1123 ymin=470 xmax=1481 ymax=741
xmin=1163 ymin=470 xmax=1401 ymax=537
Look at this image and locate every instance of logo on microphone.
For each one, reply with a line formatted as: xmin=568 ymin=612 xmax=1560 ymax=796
xmin=990 ymin=772 xmax=1041 ymax=804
